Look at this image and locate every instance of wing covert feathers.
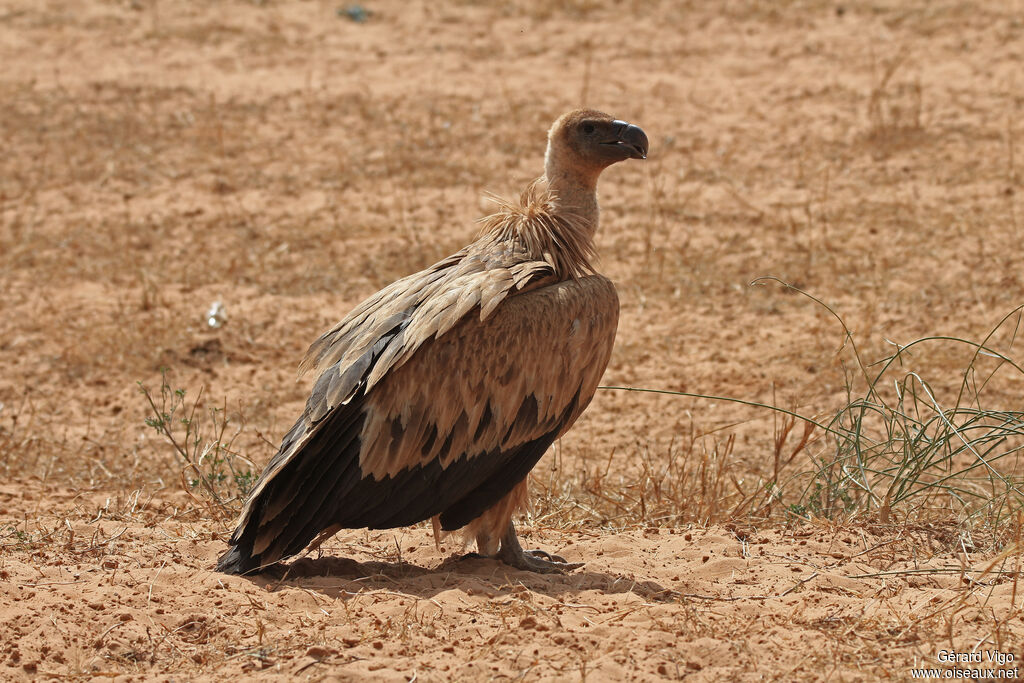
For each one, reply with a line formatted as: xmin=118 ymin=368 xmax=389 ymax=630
xmin=359 ymin=274 xmax=616 ymax=479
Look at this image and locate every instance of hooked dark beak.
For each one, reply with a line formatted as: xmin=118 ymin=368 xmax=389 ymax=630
xmin=606 ymin=119 xmax=649 ymax=160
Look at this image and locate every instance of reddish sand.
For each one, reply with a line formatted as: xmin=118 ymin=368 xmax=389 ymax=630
xmin=1 ymin=1 xmax=1022 ymax=680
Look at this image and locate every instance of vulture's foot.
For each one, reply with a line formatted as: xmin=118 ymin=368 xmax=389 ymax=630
xmin=496 ymin=521 xmax=583 ymax=574
xmin=498 ymin=546 xmax=583 ymax=573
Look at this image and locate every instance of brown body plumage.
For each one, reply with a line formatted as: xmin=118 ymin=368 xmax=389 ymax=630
xmin=217 ymin=109 xmax=648 ymax=574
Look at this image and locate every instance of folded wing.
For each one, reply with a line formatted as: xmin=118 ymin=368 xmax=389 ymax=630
xmin=217 ymin=272 xmax=617 ymax=574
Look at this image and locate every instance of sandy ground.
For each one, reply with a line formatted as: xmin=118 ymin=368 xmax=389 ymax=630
xmin=1 ymin=0 xmax=1023 ymax=680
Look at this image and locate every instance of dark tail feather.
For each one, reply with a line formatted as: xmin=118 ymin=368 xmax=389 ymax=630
xmin=217 ymin=497 xmax=276 ymax=575
xmin=215 ymin=405 xmax=367 ymax=576
xmin=216 ymin=540 xmax=262 ymax=575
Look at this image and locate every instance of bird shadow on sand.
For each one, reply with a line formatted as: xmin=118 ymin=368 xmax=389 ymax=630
xmin=245 ymin=554 xmax=674 ymax=604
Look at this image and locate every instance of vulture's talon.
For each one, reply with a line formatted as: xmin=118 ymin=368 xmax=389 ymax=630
xmin=525 ymin=549 xmax=566 ymax=562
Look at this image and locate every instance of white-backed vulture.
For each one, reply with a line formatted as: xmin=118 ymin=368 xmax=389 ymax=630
xmin=217 ymin=109 xmax=648 ymax=574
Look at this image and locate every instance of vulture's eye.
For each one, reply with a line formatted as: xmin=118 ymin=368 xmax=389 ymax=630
xmin=582 ymin=123 xmax=595 ymax=134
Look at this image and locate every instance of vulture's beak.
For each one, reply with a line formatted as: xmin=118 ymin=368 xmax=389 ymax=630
xmin=607 ymin=120 xmax=649 ymax=160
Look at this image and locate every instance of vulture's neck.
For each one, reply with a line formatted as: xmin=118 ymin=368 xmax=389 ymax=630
xmin=543 ymin=156 xmax=601 ymax=235
xmin=478 ymin=176 xmax=598 ymax=279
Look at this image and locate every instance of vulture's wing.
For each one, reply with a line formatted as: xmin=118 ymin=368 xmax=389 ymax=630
xmin=219 ymin=273 xmax=617 ymax=572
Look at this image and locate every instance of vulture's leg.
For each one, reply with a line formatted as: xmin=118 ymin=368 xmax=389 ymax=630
xmin=496 ymin=521 xmax=583 ymax=573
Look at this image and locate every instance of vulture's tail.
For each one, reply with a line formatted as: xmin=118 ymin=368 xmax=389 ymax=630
xmin=214 ymin=391 xmax=369 ymax=575
xmin=216 ymin=540 xmax=260 ymax=575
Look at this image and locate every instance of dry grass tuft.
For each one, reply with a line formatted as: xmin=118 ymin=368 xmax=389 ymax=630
xmin=138 ymin=370 xmax=257 ymax=522
xmin=864 ymin=49 xmax=927 ymax=154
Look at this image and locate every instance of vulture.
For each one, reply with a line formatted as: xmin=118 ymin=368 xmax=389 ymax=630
xmin=217 ymin=109 xmax=648 ymax=575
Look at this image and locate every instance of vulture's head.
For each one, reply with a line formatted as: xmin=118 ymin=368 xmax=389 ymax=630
xmin=545 ymin=109 xmax=648 ymax=180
